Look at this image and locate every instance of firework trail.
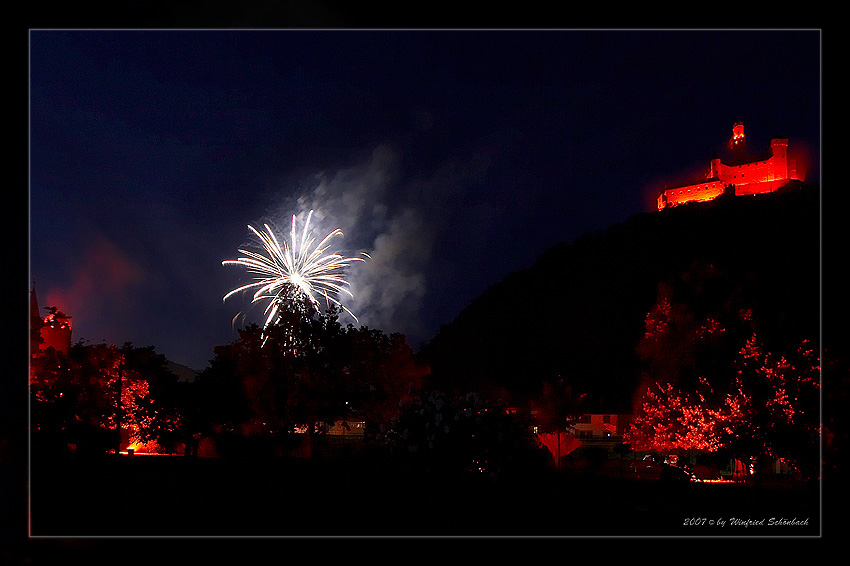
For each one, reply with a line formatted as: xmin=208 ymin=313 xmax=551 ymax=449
xmin=223 ymin=210 xmax=369 ymax=334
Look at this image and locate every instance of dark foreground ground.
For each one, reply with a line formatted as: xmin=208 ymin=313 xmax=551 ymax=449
xmin=22 ymin=452 xmax=822 ymax=540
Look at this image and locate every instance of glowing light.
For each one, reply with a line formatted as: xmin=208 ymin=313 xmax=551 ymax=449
xmin=223 ymin=210 xmax=369 ymax=334
xmin=43 ymin=312 xmax=71 ymax=330
xmin=119 ymin=440 xmax=160 ymax=455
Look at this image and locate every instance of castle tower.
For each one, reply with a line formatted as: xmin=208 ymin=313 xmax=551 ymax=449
xmin=30 ymin=285 xmax=44 ymax=356
xmin=729 ymin=122 xmax=746 ymax=154
xmin=770 ymin=138 xmax=789 ymax=181
xmin=30 ymin=285 xmax=40 ymax=322
xmin=710 ymin=151 xmax=722 ymax=179
xmin=40 ymin=308 xmax=72 ymax=355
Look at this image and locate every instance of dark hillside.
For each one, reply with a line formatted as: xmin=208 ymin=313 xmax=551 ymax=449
xmin=418 ymin=182 xmax=820 ymax=410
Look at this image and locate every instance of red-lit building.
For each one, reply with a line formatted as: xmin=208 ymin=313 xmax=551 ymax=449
xmin=657 ymin=122 xmax=805 ymax=210
xmin=569 ymin=413 xmax=633 ymax=441
xmin=30 ymin=286 xmax=72 ymax=357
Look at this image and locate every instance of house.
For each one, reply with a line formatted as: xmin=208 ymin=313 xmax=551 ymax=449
xmin=569 ymin=413 xmax=633 ymax=441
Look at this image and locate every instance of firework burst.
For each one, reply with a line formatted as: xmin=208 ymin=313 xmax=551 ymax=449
xmin=223 ymin=210 xmax=369 ymax=333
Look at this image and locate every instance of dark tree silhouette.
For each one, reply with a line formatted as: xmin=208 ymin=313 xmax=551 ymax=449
xmin=193 ymin=299 xmax=428 ymax=458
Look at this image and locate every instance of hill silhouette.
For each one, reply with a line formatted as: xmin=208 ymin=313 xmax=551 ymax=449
xmin=418 ymin=182 xmax=820 ymax=411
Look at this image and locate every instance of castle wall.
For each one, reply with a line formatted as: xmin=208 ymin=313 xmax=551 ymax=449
xmin=727 ymin=158 xmax=777 ymax=194
xmin=657 ymin=180 xmax=727 ymax=210
xmin=734 ymin=178 xmax=789 ymax=197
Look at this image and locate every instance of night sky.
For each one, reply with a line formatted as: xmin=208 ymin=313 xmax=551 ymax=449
xmin=29 ymin=29 xmax=821 ymax=371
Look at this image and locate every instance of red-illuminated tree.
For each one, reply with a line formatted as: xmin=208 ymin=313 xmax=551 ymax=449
xmin=722 ymin=335 xmax=820 ymax=477
xmin=627 ymin=268 xmax=739 ymax=453
xmin=118 ymin=345 xmax=184 ymax=453
xmin=626 ymin=261 xmax=820 ymax=478
xmin=634 ymin=262 xmax=748 ymax=396
xmin=31 ymin=341 xmax=183 ymax=455
xmin=627 ymin=329 xmax=820 ymax=478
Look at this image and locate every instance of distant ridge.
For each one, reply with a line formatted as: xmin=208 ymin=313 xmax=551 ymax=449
xmin=167 ymin=360 xmax=199 ymax=382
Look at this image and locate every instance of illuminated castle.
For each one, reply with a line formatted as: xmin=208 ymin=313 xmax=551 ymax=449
xmin=657 ymin=122 xmax=805 ymax=211
xmin=30 ymin=285 xmax=72 ymax=357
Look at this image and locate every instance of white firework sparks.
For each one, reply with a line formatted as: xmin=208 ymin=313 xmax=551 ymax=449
xmin=223 ymin=210 xmax=369 ymax=333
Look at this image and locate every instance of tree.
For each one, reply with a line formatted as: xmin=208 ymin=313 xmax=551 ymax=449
xmin=120 ymin=344 xmax=184 ymax=453
xmin=30 ymin=346 xmax=77 ymax=454
xmin=626 ymin=262 xmax=820 ymax=479
xmin=626 ymin=378 xmax=734 ymax=454
xmin=339 ymin=327 xmax=427 ymax=436
xmin=634 ymin=261 xmax=751 ymax=398
xmin=722 ymin=335 xmax=820 ymax=478
xmin=531 ymin=377 xmax=584 ymax=466
xmin=194 ymin=299 xmax=430 ymax=457
xmin=626 ymin=330 xmax=820 ymax=479
xmin=30 ymin=342 xmax=119 ymax=455
xmin=31 ymin=341 xmax=184 ymax=455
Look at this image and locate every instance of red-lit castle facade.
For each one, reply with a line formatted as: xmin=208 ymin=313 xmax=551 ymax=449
xmin=657 ymin=122 xmax=805 ymax=211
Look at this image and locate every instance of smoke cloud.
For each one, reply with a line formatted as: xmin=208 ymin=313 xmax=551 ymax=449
xmin=43 ymin=234 xmax=148 ymax=342
xmin=260 ymin=144 xmax=431 ymax=338
xmin=250 ymin=129 xmax=505 ymax=346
